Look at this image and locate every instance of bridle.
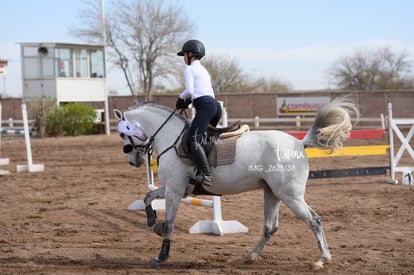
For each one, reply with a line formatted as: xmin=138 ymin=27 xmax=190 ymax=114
xmin=121 ymin=108 xmax=189 ymax=164
xmin=121 ymin=133 xmax=148 ymax=154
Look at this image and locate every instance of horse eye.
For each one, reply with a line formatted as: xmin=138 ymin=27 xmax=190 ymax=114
xmin=123 ymin=144 xmax=133 ymax=153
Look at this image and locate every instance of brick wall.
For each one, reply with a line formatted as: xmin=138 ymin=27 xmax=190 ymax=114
xmin=1 ymin=90 xmax=413 ymax=122
xmin=0 ymin=98 xmax=24 ymax=120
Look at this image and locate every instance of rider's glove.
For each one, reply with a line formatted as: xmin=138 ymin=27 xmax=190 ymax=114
xmin=184 ymin=98 xmax=192 ymax=108
xmin=176 ymin=97 xmax=192 ymax=109
xmin=176 ymin=97 xmax=186 ymax=109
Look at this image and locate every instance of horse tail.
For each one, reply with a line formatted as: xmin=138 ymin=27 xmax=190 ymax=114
xmin=302 ymin=98 xmax=359 ymax=152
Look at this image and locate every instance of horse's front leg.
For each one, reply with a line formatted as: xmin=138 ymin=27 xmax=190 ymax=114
xmin=148 ymin=189 xmax=183 ymax=268
xmin=144 ymin=188 xmax=165 ymax=227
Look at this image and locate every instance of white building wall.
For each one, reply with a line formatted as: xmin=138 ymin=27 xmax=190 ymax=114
xmin=23 ymin=79 xmax=57 ymax=99
xmin=56 ymin=79 xmax=106 ymax=102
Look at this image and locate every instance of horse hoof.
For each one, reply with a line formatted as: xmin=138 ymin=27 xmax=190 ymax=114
xmin=148 ymin=257 xmax=161 ymax=269
xmin=244 ymin=257 xmax=256 ymax=264
xmin=237 ymin=254 xmax=256 ymax=265
xmin=313 ymin=257 xmax=331 ymax=270
xmin=229 ymin=256 xmax=251 ymax=266
xmin=313 ymin=260 xmax=324 ymax=270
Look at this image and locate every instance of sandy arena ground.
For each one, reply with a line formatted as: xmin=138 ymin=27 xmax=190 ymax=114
xmin=0 ymin=134 xmax=413 ymax=274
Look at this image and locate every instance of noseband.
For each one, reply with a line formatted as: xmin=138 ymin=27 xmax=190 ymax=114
xmin=122 ymin=133 xmax=149 ymax=154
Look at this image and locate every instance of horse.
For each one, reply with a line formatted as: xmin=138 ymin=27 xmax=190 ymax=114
xmin=116 ymin=99 xmax=358 ymax=269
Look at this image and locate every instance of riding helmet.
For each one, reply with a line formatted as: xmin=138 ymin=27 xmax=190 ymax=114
xmin=177 ymin=39 xmax=205 ymax=58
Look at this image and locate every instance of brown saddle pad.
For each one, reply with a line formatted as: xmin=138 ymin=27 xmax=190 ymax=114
xmin=177 ymin=135 xmax=239 ymax=167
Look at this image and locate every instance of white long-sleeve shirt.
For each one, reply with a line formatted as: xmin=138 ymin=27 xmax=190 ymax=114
xmin=179 ymin=60 xmax=215 ymax=100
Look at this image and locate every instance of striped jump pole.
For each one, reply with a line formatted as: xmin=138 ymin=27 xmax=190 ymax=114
xmin=0 ymin=103 xmax=10 ymax=175
xmin=128 ymin=150 xmax=248 ymax=236
xmin=127 ymin=155 xmax=215 ymax=210
xmin=1 ymin=129 xmax=25 ymax=135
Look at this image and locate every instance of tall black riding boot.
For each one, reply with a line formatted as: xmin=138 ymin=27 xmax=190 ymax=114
xmin=189 ymin=142 xmax=214 ymax=185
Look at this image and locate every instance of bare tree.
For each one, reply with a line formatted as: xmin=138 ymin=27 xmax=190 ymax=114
xmin=72 ymin=0 xmax=195 ymax=100
xmin=247 ymin=76 xmax=292 ymax=93
xmin=172 ymin=53 xmax=292 ymax=94
xmin=201 ymin=54 xmax=246 ymax=93
xmin=328 ymin=47 xmax=413 ymax=90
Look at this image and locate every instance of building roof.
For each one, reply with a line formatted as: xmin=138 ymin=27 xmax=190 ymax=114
xmin=18 ymin=42 xmax=105 ymax=49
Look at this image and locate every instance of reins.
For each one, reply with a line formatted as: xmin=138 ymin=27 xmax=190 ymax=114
xmin=147 ymin=108 xmax=178 ymax=145
xmin=144 ymin=108 xmax=188 ymax=164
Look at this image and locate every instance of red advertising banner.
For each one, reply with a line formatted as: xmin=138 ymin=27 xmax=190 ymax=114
xmin=0 ymin=59 xmax=8 ymax=75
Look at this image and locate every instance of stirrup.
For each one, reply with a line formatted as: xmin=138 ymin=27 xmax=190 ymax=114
xmin=188 ymin=170 xmax=214 ymax=186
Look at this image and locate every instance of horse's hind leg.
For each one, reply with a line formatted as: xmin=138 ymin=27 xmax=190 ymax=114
xmin=284 ymin=198 xmax=331 ymax=269
xmin=245 ymin=185 xmax=281 ymax=263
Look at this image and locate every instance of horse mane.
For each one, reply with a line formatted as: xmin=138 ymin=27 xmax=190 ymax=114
xmin=131 ymin=101 xmax=190 ymax=126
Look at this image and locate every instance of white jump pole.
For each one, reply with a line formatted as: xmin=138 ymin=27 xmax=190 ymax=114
xmin=387 ymin=103 xmax=397 ymax=184
xmin=0 ymin=103 xmax=10 ymax=175
xmin=127 ymin=152 xmax=214 ymax=210
xmin=16 ymin=104 xmax=44 ymax=173
xmin=128 ymin=154 xmax=248 ymax=235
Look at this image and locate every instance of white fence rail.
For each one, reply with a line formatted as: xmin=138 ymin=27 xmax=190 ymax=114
xmin=227 ymin=116 xmax=385 ymax=130
xmin=107 ymin=117 xmax=387 ymax=132
xmin=2 ymin=116 xmax=386 ymax=134
xmin=1 ymin=119 xmax=36 ymax=130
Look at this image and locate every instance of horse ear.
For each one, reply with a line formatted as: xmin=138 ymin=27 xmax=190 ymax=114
xmin=113 ymin=109 xmax=124 ymax=121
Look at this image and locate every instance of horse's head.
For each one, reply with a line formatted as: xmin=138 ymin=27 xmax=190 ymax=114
xmin=116 ymin=110 xmax=147 ymax=167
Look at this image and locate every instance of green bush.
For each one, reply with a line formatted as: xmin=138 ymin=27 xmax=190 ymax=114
xmin=46 ymin=103 xmax=98 ymax=136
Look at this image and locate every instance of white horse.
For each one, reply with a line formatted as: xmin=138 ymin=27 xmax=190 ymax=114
xmin=117 ymin=99 xmax=358 ymax=269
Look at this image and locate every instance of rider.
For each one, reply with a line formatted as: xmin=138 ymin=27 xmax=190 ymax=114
xmin=176 ymin=39 xmax=222 ymax=186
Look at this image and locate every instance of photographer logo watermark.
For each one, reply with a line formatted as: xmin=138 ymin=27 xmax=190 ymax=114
xmin=248 ymin=164 xmax=296 ymax=173
xmin=247 ymin=145 xmax=304 ymax=173
xmin=275 ymin=144 xmax=305 ymax=161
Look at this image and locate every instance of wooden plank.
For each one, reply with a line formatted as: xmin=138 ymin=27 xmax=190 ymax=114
xmin=349 ymin=129 xmax=385 ymax=139
xmin=309 ymin=166 xmax=388 ymax=179
xmin=287 ymin=132 xmax=306 ymax=139
xmin=288 ymin=128 xmax=385 ymax=140
xmin=305 ymin=145 xmax=389 ymax=158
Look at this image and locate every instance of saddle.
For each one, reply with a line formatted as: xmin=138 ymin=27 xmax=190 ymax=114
xmin=177 ymin=121 xmax=250 ymax=167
